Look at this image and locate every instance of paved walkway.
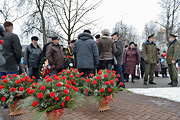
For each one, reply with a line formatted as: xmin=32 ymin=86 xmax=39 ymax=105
xmin=0 ymin=76 xmax=180 ymax=120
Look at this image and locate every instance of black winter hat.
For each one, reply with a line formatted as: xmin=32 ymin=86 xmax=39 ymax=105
xmin=83 ymin=30 xmax=91 ymax=34
xmin=52 ymin=36 xmax=59 ymax=40
xmin=31 ymin=36 xmax=39 ymax=41
xmin=111 ymin=32 xmax=119 ymax=36
xmin=95 ymin=34 xmax=100 ymax=39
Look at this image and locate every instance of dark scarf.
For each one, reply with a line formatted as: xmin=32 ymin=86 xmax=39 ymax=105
xmin=145 ymin=40 xmax=156 ymax=45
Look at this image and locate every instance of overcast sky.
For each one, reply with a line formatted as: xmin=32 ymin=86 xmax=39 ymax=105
xmin=89 ymin=0 xmax=161 ymax=34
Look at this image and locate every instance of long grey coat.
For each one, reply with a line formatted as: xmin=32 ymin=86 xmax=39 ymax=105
xmin=73 ymin=33 xmax=99 ymax=69
xmin=114 ymin=37 xmax=124 ymax=65
xmin=0 ymin=32 xmax=22 ymax=72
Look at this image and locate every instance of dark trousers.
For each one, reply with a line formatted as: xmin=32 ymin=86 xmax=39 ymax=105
xmin=114 ymin=65 xmax=125 ymax=88
xmin=99 ymin=60 xmax=113 ymax=71
xmin=28 ymin=67 xmax=38 ymax=81
xmin=141 ymin=71 xmax=145 ymax=79
xmin=78 ymin=68 xmax=94 ymax=78
xmin=162 ymin=68 xmax=167 ymax=77
xmin=126 ymin=74 xmax=135 ymax=81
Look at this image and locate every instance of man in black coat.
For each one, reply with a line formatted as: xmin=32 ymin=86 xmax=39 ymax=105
xmin=0 ymin=21 xmax=22 ymax=78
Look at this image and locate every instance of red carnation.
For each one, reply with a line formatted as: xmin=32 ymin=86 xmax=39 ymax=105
xmin=10 ymin=87 xmax=16 ymax=92
xmin=16 ymin=80 xmax=21 ymax=84
xmin=85 ymin=89 xmax=88 ymax=93
xmin=112 ymin=70 xmax=116 ymax=74
xmin=32 ymin=101 xmax=38 ymax=107
xmin=44 ymin=76 xmax=50 ymax=79
xmin=110 ymin=80 xmax=114 ymax=84
xmin=73 ymin=81 xmax=76 ymax=85
xmin=65 ymin=84 xmax=70 ymax=89
xmin=105 ymin=81 xmax=109 ymax=85
xmin=99 ymin=88 xmax=104 ymax=93
xmin=67 ymin=55 xmax=70 ymax=58
xmin=19 ymin=87 xmax=24 ymax=91
xmin=0 ymin=40 xmax=4 ymax=45
xmin=1 ymin=75 xmax=7 ymax=79
xmin=75 ymin=87 xmax=79 ymax=92
xmin=0 ymin=85 xmax=4 ymax=90
xmin=108 ymin=70 xmax=111 ymax=73
xmin=66 ymin=80 xmax=71 ymax=84
xmin=71 ymin=85 xmax=76 ymax=90
xmin=53 ymin=74 xmax=57 ymax=77
xmin=75 ymin=69 xmax=78 ymax=73
xmin=1 ymin=97 xmax=6 ymax=101
xmin=108 ymin=88 xmax=113 ymax=92
xmin=112 ymin=74 xmax=116 ymax=77
xmin=115 ymin=78 xmax=119 ymax=81
xmin=12 ymin=74 xmax=17 ymax=77
xmin=98 ymin=70 xmax=102 ymax=74
xmin=20 ymin=78 xmax=25 ymax=82
xmin=62 ymin=69 xmax=66 ymax=72
xmin=67 ymin=71 xmax=70 ymax=74
xmin=7 ymin=74 xmax=11 ymax=77
xmin=27 ymin=79 xmax=32 ymax=82
xmin=76 ymin=75 xmax=79 ymax=78
xmin=96 ymin=76 xmax=101 ymax=80
xmin=89 ymin=74 xmax=94 ymax=77
xmin=55 ymin=97 xmax=59 ymax=101
xmin=37 ymin=93 xmax=43 ymax=99
xmin=117 ymin=74 xmax=120 ymax=77
xmin=54 ymin=77 xmax=60 ymax=81
xmin=32 ymin=76 xmax=36 ymax=79
xmin=2 ymin=79 xmax=8 ymax=83
xmin=65 ymin=96 xmax=70 ymax=101
xmin=28 ymin=89 xmax=35 ymax=94
xmin=46 ymin=78 xmax=52 ymax=82
xmin=86 ymin=78 xmax=91 ymax=83
xmin=50 ymin=92 xmax=56 ymax=97
xmin=63 ymin=89 xmax=69 ymax=94
xmin=61 ymin=102 xmax=65 ymax=107
xmin=62 ymin=76 xmax=67 ymax=80
xmin=57 ymin=82 xmax=62 ymax=87
xmin=104 ymin=74 xmax=108 ymax=78
xmin=81 ymin=77 xmax=85 ymax=80
xmin=92 ymin=80 xmax=97 ymax=85
xmin=70 ymin=79 xmax=74 ymax=82
xmin=24 ymin=76 xmax=29 ymax=79
xmin=40 ymin=85 xmax=46 ymax=90
xmin=70 ymin=75 xmax=74 ymax=78
xmin=120 ymin=82 xmax=124 ymax=86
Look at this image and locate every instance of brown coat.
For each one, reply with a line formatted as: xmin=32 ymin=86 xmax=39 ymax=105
xmin=46 ymin=43 xmax=65 ymax=69
xmin=123 ymin=47 xmax=140 ymax=74
xmin=98 ymin=36 xmax=116 ymax=60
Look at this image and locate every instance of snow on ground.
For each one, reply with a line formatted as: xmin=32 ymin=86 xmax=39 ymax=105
xmin=128 ymin=87 xmax=180 ymax=102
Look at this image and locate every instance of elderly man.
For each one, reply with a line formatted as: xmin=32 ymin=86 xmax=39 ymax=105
xmin=167 ymin=33 xmax=180 ymax=87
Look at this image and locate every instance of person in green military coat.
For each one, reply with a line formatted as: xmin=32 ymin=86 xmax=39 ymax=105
xmin=65 ymin=40 xmax=76 ymax=68
xmin=142 ymin=33 xmax=159 ymax=85
xmin=167 ymin=34 xmax=180 ymax=87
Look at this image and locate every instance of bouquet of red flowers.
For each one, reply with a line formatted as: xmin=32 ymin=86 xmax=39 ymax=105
xmin=0 ymin=73 xmax=35 ymax=106
xmin=84 ymin=69 xmax=124 ymax=99
xmin=27 ymin=74 xmax=84 ymax=119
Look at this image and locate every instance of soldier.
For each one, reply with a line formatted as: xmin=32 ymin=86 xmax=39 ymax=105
xmin=142 ymin=33 xmax=159 ymax=85
xmin=167 ymin=34 xmax=180 ymax=87
xmin=65 ymin=40 xmax=76 ymax=68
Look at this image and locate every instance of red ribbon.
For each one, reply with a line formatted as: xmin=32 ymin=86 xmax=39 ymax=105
xmin=168 ymin=57 xmax=172 ymax=59
xmin=105 ymin=95 xmax=113 ymax=104
xmin=48 ymin=108 xmax=64 ymax=117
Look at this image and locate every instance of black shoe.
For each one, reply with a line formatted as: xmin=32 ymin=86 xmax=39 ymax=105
xmin=149 ymin=82 xmax=157 ymax=85
xmin=144 ymin=81 xmax=147 ymax=85
xmin=132 ymin=80 xmax=135 ymax=83
xmin=172 ymin=84 xmax=177 ymax=87
xmin=168 ymin=82 xmax=172 ymax=85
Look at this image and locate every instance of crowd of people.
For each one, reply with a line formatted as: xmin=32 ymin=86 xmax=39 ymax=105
xmin=1 ymin=21 xmax=180 ymax=88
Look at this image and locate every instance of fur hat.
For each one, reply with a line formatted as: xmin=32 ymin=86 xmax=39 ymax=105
xmin=101 ymin=29 xmax=110 ymax=36
xmin=31 ymin=36 xmax=39 ymax=41
xmin=83 ymin=30 xmax=91 ymax=34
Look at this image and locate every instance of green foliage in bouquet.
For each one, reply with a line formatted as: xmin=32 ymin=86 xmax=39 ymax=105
xmin=83 ymin=69 xmax=124 ymax=101
xmin=0 ymin=73 xmax=35 ymax=106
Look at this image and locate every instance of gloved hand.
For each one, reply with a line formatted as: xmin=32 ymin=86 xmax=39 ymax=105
xmin=144 ymin=60 xmax=148 ymax=64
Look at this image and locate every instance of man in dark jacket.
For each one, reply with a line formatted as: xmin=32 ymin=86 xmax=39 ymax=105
xmin=24 ymin=36 xmax=42 ymax=80
xmin=42 ymin=35 xmax=53 ymax=57
xmin=46 ymin=36 xmax=66 ymax=75
xmin=73 ymin=30 xmax=99 ymax=77
xmin=167 ymin=34 xmax=180 ymax=87
xmin=142 ymin=33 xmax=158 ymax=85
xmin=0 ymin=21 xmax=22 ymax=78
xmin=111 ymin=32 xmax=125 ymax=88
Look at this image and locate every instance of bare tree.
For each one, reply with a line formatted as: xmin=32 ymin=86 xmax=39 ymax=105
xmin=157 ymin=0 xmax=180 ymax=44
xmin=47 ymin=0 xmax=102 ymax=44
xmin=113 ymin=20 xmax=139 ymax=45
